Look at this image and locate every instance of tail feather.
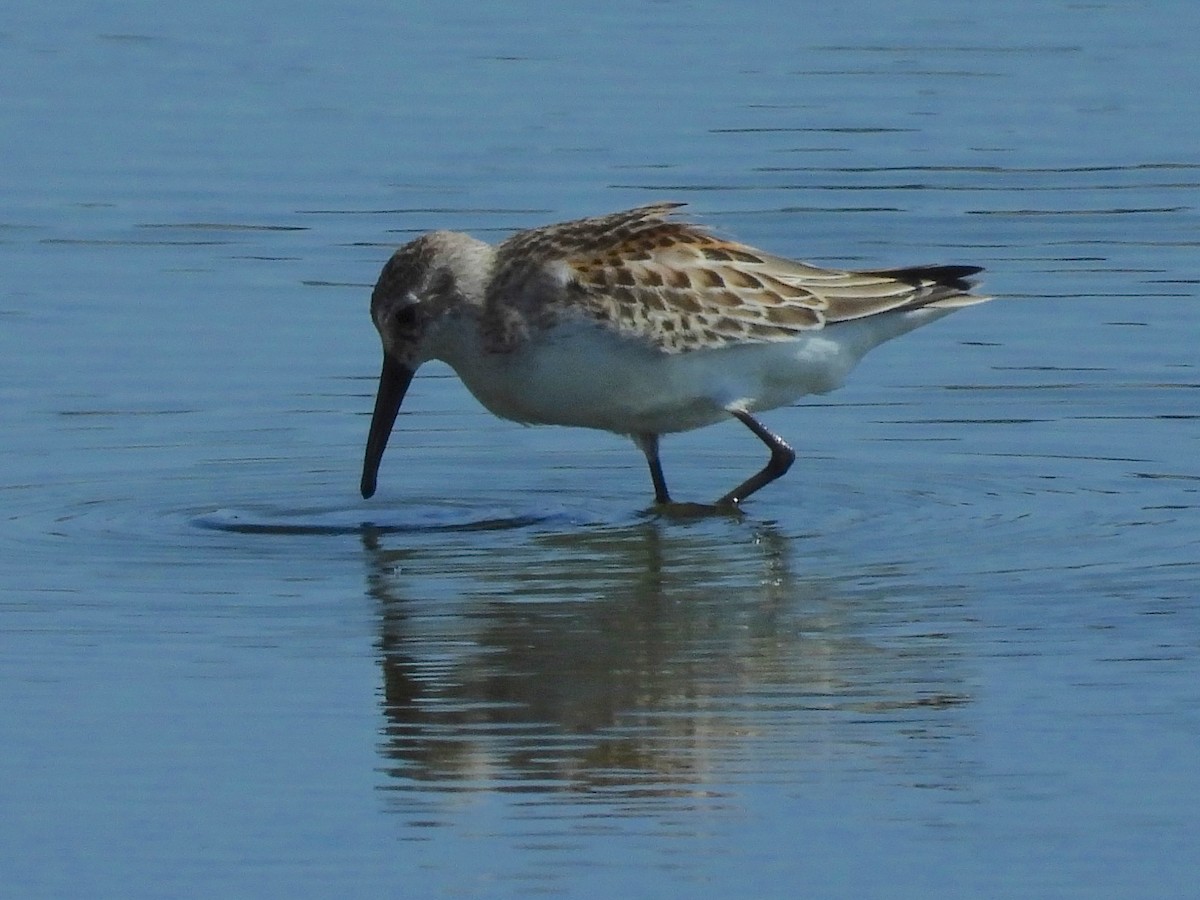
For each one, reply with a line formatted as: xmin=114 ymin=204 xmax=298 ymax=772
xmin=861 ymin=264 xmax=990 ymax=310
xmin=864 ymin=264 xmax=983 ymax=292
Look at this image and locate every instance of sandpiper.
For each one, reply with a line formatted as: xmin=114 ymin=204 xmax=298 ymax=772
xmin=360 ymin=203 xmax=990 ymax=508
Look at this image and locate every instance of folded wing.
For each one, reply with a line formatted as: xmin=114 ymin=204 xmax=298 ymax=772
xmin=489 ymin=203 xmax=988 ymax=353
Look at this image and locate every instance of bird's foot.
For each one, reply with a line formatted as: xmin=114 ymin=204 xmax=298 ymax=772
xmin=646 ymin=499 xmax=745 ymax=521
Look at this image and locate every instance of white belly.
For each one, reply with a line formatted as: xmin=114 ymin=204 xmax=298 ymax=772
xmin=441 ymin=308 xmax=952 ymax=436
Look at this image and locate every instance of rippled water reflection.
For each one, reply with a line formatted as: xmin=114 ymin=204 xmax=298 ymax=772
xmin=368 ymin=519 xmax=970 ymax=803
xmin=3 ymin=0 xmax=1199 ymax=896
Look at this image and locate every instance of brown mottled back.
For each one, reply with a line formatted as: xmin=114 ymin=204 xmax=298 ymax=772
xmin=484 ymin=203 xmax=985 ymax=353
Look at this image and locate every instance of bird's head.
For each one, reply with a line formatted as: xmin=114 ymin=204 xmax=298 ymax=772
xmin=360 ymin=231 xmax=490 ymax=499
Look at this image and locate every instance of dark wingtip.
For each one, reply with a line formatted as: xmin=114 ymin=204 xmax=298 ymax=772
xmin=929 ymin=265 xmax=985 ymax=290
xmin=867 ymin=264 xmax=984 ymax=291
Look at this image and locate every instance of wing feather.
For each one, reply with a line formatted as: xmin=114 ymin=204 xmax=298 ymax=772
xmin=487 ymin=203 xmax=987 ymax=353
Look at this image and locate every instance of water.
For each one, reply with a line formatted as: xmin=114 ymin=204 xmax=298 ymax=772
xmin=3 ymin=0 xmax=1198 ymax=896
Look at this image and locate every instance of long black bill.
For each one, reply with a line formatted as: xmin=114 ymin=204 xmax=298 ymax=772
xmin=360 ymin=356 xmax=416 ymax=499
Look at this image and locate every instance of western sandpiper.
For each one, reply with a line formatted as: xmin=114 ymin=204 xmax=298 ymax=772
xmin=360 ymin=203 xmax=990 ymax=508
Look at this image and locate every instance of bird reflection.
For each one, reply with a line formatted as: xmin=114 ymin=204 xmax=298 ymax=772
xmin=362 ymin=519 xmax=969 ymax=804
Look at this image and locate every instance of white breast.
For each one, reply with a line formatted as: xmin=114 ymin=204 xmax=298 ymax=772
xmin=435 ymin=309 xmax=948 ymax=436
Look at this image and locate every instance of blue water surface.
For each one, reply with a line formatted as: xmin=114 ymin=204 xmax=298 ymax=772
xmin=2 ymin=0 xmax=1198 ymax=897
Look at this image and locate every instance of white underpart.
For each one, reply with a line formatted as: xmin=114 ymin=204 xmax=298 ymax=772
xmin=422 ymin=304 xmax=955 ymax=436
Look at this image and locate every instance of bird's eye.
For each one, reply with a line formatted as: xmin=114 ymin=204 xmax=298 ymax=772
xmin=393 ymin=303 xmax=419 ymax=330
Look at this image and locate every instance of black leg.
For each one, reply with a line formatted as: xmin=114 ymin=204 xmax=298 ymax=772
xmin=634 ymin=433 xmax=671 ymax=504
xmin=717 ymin=411 xmax=795 ymax=507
